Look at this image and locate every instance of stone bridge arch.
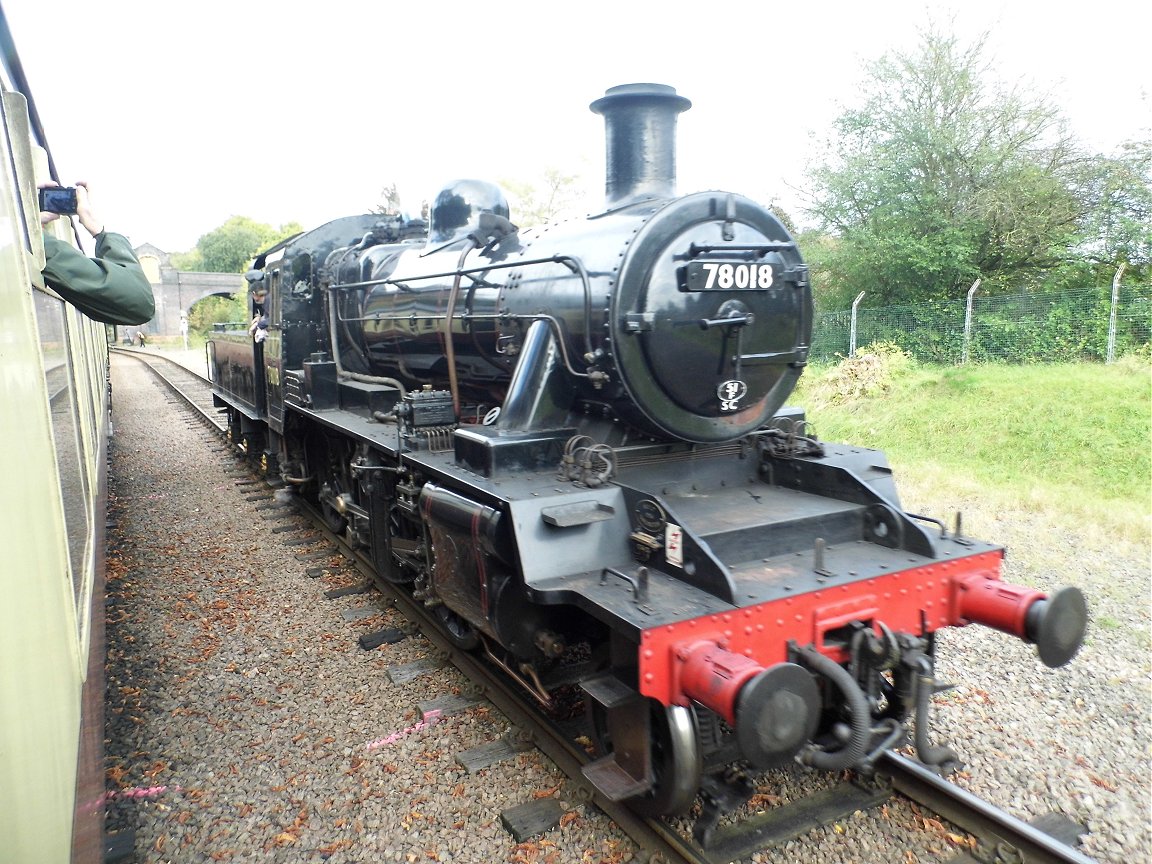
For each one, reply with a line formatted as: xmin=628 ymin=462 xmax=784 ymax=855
xmin=134 ymin=243 xmax=246 ymax=338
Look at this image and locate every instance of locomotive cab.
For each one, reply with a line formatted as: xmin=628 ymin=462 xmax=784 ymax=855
xmin=206 ymin=271 xmax=271 ymax=454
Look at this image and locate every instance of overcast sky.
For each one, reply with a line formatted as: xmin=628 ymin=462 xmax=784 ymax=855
xmin=6 ymin=0 xmax=1149 ymax=253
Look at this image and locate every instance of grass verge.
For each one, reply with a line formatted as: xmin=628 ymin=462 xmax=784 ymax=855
xmin=793 ymin=348 xmax=1151 ymax=546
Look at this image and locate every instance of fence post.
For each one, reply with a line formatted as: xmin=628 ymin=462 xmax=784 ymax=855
xmin=962 ymin=279 xmax=981 ymax=365
xmin=849 ymin=291 xmax=865 ymax=357
xmin=1106 ymin=263 xmax=1127 ymax=364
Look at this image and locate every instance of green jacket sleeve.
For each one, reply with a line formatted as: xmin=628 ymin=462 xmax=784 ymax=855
xmin=41 ymin=231 xmax=156 ymax=325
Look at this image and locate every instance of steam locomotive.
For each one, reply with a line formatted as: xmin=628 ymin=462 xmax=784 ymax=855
xmin=209 ymin=83 xmax=1088 ymax=820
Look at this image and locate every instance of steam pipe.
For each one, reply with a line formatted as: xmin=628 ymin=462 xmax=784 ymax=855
xmin=795 ymin=645 xmax=871 ymax=772
xmin=325 ymin=286 xmax=407 ymax=398
xmin=499 ymin=320 xmax=558 ymax=430
xmin=443 ymin=239 xmax=478 ymax=419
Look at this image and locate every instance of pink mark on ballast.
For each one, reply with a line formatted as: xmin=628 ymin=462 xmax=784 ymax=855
xmin=365 ymin=709 xmax=443 ymax=751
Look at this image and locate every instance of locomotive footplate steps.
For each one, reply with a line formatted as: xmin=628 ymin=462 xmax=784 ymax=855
xmin=581 ymin=751 xmax=652 ymax=803
xmin=579 ymin=674 xmax=653 ymax=801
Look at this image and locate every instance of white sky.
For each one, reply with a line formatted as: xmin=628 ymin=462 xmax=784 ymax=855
xmin=6 ymin=0 xmax=1149 ymax=253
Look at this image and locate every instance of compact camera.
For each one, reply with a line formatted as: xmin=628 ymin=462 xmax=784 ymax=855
xmin=38 ymin=187 xmax=78 ymax=215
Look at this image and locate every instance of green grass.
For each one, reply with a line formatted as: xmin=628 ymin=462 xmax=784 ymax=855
xmin=793 ymin=353 xmax=1151 ymax=544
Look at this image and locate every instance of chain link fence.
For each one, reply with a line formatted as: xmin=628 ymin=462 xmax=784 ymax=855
xmin=811 ymin=284 xmax=1151 ymax=364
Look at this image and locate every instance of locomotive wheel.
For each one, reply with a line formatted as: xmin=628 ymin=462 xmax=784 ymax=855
xmin=434 ymin=605 xmax=479 ymax=651
xmin=317 ymin=462 xmax=348 ymax=534
xmin=591 ymin=698 xmax=702 ymax=817
xmin=320 ymin=492 xmax=346 ymax=534
xmin=380 ymin=504 xmax=420 ymax=584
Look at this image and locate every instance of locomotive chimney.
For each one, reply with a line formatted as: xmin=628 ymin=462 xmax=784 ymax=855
xmin=590 ymin=83 xmax=692 ymax=207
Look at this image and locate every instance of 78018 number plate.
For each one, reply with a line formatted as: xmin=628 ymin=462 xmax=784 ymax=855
xmin=683 ymin=260 xmax=775 ymax=291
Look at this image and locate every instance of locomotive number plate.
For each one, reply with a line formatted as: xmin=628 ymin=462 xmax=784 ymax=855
xmin=684 ymin=260 xmax=775 ymax=291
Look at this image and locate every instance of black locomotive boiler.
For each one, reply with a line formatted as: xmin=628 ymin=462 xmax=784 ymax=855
xmin=209 ymin=83 xmax=1088 ymax=820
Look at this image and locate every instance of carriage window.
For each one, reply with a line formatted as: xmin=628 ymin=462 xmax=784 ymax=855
xmin=33 ymin=289 xmax=91 ymax=621
xmin=1 ymin=91 xmax=39 ymax=264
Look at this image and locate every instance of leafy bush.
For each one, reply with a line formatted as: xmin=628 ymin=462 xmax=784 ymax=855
xmin=1114 ymin=342 xmax=1152 ymax=374
xmin=797 ymin=341 xmax=914 ymax=410
xmin=187 ymin=292 xmax=247 ymax=338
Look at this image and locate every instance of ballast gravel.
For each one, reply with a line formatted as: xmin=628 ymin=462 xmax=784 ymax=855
xmin=104 ymin=352 xmax=1149 ymax=863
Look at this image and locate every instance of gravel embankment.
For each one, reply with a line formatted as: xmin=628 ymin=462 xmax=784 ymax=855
xmin=904 ymin=485 xmax=1152 ymax=864
xmin=105 ymin=356 xmax=636 ymax=863
xmin=105 ymin=352 xmax=1150 ymax=863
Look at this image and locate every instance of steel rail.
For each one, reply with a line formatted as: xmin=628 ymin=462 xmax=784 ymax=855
xmin=116 ymin=350 xmax=702 ymax=863
xmin=110 ymin=346 xmax=211 ymax=384
xmin=293 ymin=498 xmax=706 ymax=864
xmin=121 ymin=351 xmax=1097 ymax=864
xmin=111 ymin=349 xmax=224 ymax=432
xmin=878 ymin=751 xmax=1096 ymax=864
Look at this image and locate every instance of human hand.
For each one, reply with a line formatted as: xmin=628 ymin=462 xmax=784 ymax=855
xmin=37 ymin=181 xmax=62 ymax=226
xmin=37 ymin=180 xmax=105 ymax=237
xmin=74 ymin=181 xmax=105 ymax=237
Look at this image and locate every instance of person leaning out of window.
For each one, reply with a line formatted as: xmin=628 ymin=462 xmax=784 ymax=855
xmin=39 ymin=181 xmax=155 ymax=326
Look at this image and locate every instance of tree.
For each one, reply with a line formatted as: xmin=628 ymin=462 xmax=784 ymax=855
xmin=172 ymin=216 xmax=304 ymax=273
xmin=374 ymin=183 xmax=402 ymax=216
xmin=769 ymin=204 xmax=799 ymax=236
xmin=186 ymin=292 xmax=246 ymax=339
xmin=168 ymin=247 xmax=204 ymax=271
xmin=1072 ymin=139 xmax=1151 ymax=275
xmin=803 ymin=23 xmax=1085 ymax=306
xmin=500 ymin=168 xmax=589 ymax=228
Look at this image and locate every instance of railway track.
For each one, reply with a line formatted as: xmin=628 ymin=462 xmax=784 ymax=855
xmin=116 ymin=348 xmax=1098 ymax=864
xmin=110 ymin=347 xmax=224 ymax=432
